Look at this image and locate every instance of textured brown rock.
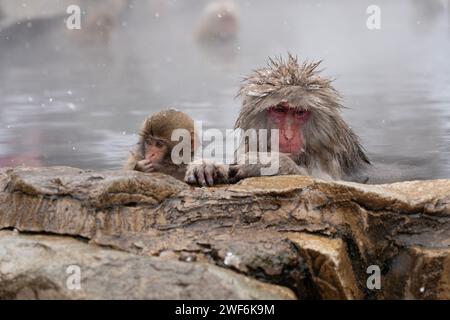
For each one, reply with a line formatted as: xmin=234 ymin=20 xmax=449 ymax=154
xmin=287 ymin=233 xmax=362 ymax=300
xmin=383 ymin=246 xmax=450 ymax=299
xmin=0 ymin=167 xmax=449 ymax=300
xmin=0 ymin=231 xmax=295 ymax=300
xmin=0 ymin=167 xmax=187 ymax=237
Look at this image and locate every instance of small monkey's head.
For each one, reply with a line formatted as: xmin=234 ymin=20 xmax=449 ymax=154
xmin=139 ymin=109 xmax=197 ymax=163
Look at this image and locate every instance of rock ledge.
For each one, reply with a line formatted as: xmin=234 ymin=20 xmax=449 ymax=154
xmin=0 ymin=167 xmax=449 ymax=299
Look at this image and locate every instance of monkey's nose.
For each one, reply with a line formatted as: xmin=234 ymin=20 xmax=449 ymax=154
xmin=284 ymin=129 xmax=295 ymax=140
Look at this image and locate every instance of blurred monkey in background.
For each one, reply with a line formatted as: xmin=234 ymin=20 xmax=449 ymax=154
xmin=194 ymin=0 xmax=239 ymax=43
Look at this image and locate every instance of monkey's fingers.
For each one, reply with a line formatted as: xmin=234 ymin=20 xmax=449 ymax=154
xmin=184 ymin=164 xmax=199 ymax=185
xmin=184 ymin=160 xmax=223 ymax=187
xmin=195 ymin=166 xmax=208 ymax=187
xmin=228 ymin=165 xmax=238 ymax=179
xmin=136 ymin=160 xmax=151 ymax=172
xmin=214 ymin=165 xmax=229 ymax=184
xmin=143 ymin=164 xmax=155 ymax=173
xmin=204 ymin=165 xmax=216 ymax=186
xmin=228 ymin=166 xmax=243 ymax=184
xmin=185 ymin=172 xmax=197 ymax=185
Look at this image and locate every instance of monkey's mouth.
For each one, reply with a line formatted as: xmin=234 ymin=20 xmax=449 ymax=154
xmin=279 ymin=143 xmax=304 ymax=155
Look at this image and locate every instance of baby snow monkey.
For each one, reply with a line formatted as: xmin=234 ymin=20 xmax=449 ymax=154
xmin=124 ymin=109 xmax=197 ymax=181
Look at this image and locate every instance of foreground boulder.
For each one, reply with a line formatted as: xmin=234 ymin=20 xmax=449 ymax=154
xmin=0 ymin=231 xmax=294 ymax=300
xmin=0 ymin=167 xmax=449 ymax=299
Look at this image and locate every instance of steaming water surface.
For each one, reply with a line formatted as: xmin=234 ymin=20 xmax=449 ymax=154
xmin=0 ymin=0 xmax=449 ymax=181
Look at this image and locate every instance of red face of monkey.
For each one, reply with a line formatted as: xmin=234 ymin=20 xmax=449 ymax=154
xmin=145 ymin=138 xmax=169 ymax=165
xmin=268 ymin=102 xmax=311 ymax=155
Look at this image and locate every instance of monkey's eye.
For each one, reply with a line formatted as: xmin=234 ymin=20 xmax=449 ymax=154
xmin=294 ymin=109 xmax=310 ymax=119
xmin=155 ymin=141 xmax=164 ymax=148
xmin=270 ymin=106 xmax=286 ymax=114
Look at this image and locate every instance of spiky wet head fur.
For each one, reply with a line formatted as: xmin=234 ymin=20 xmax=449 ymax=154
xmin=236 ymin=54 xmax=370 ymax=179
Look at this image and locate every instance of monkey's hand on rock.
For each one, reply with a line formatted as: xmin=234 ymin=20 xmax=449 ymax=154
xmin=228 ymin=163 xmax=263 ymax=184
xmin=277 ymin=153 xmax=309 ymax=175
xmin=184 ymin=159 xmax=229 ymax=187
xmin=229 ymin=152 xmax=309 ymax=183
xmin=184 ymin=154 xmax=309 ymax=186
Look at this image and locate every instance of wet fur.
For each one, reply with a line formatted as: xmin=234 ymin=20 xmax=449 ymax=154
xmin=235 ymin=54 xmax=370 ymax=181
xmin=125 ymin=110 xmax=195 ymax=181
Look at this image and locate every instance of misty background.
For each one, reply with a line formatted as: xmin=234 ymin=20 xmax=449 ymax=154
xmin=0 ymin=0 xmax=449 ymax=180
